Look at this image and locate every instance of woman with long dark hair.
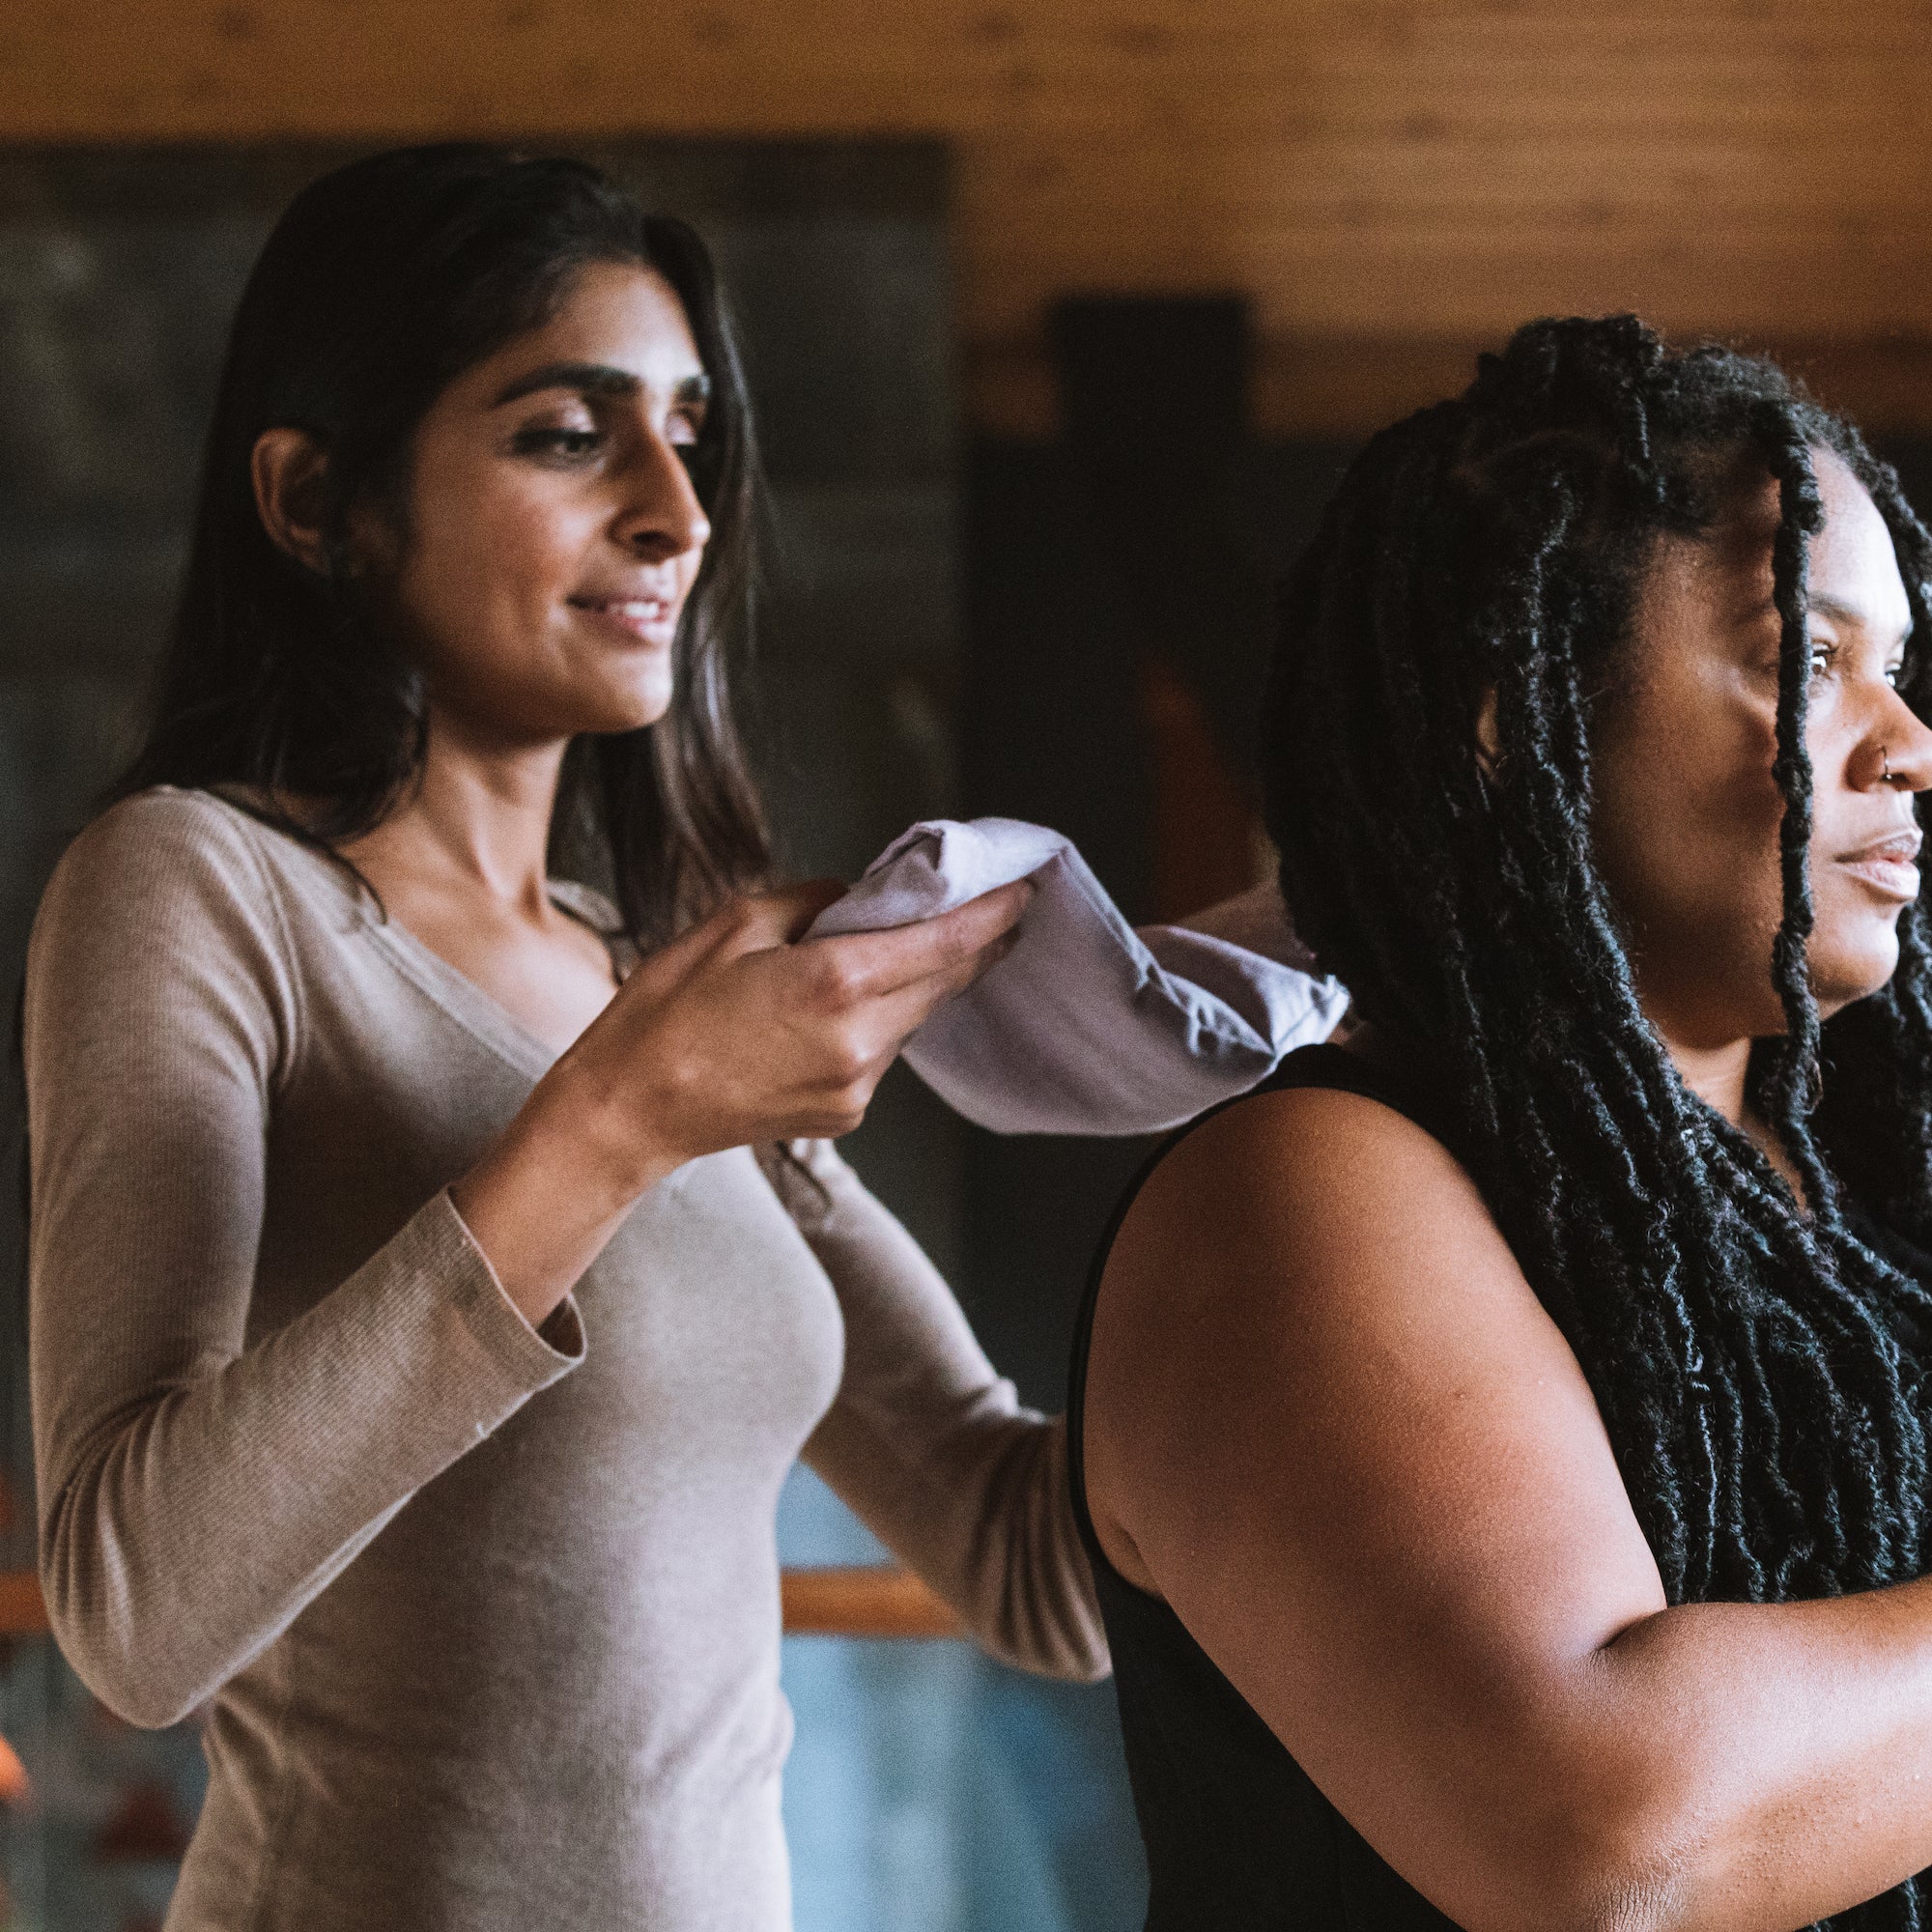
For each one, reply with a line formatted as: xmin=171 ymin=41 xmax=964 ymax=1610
xmin=1074 ymin=317 xmax=1932 ymax=1929
xmin=23 ymin=144 xmax=1105 ymax=1929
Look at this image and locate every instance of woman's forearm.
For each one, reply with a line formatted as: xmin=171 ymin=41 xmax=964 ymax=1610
xmin=450 ymin=878 xmax=1034 ymax=1325
xmin=1377 ymin=1579 xmax=1932 ymax=1932
xmin=448 ymin=1058 xmax=677 ymax=1329
xmin=38 ymin=1192 xmax=580 ymax=1728
xmin=1548 ymin=1581 xmax=1932 ymax=1932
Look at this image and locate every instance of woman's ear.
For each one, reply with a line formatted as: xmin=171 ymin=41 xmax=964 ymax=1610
xmin=251 ymin=428 xmax=332 ymax=575
xmin=1474 ymin=685 xmax=1501 ymax=780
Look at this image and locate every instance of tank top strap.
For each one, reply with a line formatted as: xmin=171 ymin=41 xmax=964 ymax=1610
xmin=1244 ymin=1038 xmax=1456 ymax=1141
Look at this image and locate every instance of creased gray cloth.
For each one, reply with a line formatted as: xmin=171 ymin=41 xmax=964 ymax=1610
xmin=810 ymin=817 xmax=1350 ymax=1136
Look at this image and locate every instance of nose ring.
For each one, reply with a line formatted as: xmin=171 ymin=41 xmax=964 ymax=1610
xmin=1883 ymin=745 xmax=1907 ymax=787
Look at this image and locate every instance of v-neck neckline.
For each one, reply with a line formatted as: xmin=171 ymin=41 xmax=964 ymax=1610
xmin=363 ymin=895 xmax=610 ymax=1078
xmin=198 ymin=787 xmax=622 ymax=1084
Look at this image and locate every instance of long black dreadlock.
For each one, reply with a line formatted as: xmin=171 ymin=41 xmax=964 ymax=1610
xmin=1262 ymin=316 xmax=1932 ymax=1931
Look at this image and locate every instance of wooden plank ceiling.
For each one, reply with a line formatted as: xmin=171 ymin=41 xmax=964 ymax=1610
xmin=4 ymin=0 xmax=1929 ymax=433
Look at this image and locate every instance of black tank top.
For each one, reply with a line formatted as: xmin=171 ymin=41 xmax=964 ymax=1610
xmin=1065 ymin=1042 xmax=1465 ymax=1930
xmin=1067 ymin=1043 xmax=1932 ymax=1929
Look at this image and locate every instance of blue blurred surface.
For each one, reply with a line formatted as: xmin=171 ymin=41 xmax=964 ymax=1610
xmin=777 ymin=1464 xmax=1144 ymax=1932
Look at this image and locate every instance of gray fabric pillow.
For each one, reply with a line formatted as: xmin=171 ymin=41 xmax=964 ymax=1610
xmin=810 ymin=817 xmax=1349 ymax=1136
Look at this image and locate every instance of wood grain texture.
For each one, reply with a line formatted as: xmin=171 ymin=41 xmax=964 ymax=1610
xmin=5 ymin=1 xmax=1931 ymax=425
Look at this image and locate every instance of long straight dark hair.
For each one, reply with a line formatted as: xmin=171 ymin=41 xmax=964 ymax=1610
xmin=114 ymin=142 xmax=770 ymax=943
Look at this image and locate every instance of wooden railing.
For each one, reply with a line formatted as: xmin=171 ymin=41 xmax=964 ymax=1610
xmin=781 ymin=1565 xmax=960 ymax=1638
xmin=0 ymin=1573 xmax=43 ymax=1637
xmin=0 ymin=1567 xmax=960 ymax=1641
xmin=0 ymin=1565 xmax=956 ymax=1805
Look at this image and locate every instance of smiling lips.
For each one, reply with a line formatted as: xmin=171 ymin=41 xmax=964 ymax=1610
xmin=1837 ymin=827 xmax=1923 ymax=902
xmin=568 ymin=592 xmax=678 ymax=645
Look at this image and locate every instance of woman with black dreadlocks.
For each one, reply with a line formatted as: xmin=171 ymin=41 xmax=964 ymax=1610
xmin=1070 ymin=315 xmax=1932 ymax=1931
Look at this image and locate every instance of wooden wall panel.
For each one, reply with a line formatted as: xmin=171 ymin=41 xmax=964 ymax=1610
xmin=6 ymin=0 xmax=1932 ymax=428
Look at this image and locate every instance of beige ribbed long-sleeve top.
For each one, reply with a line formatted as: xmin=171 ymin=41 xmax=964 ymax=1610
xmin=23 ymin=787 xmax=1107 ymax=1932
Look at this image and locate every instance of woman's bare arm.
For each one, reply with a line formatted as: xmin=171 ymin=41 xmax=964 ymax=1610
xmin=1084 ymin=1085 xmax=1932 ymax=1932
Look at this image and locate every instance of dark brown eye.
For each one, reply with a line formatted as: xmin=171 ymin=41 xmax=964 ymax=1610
xmin=512 ymin=426 xmax=602 ymax=460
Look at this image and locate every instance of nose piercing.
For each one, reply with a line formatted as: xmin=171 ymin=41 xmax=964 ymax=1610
xmin=1883 ymin=745 xmax=1907 ymax=787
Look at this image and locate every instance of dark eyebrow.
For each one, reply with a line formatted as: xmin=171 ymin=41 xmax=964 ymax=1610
xmin=493 ymin=361 xmax=636 ymax=408
xmin=491 ymin=360 xmax=713 ymax=410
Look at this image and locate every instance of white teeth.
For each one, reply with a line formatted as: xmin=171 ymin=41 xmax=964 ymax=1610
xmin=572 ymin=597 xmax=669 ymax=619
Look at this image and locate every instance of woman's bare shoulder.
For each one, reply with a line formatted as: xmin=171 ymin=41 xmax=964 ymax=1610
xmin=1085 ymin=1074 xmax=1607 ymax=1592
xmin=1111 ymin=1075 xmax=1501 ymax=1293
xmin=1083 ymin=1069 xmax=1661 ymax=1787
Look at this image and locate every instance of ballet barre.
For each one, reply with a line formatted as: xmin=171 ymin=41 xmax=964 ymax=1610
xmin=0 ymin=1567 xmax=962 ymax=1641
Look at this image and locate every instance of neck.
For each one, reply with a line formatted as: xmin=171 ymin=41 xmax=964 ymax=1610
xmin=1658 ymin=1030 xmax=1754 ymax=1127
xmin=345 ymin=708 xmax=570 ymax=916
xmin=1654 ymin=1020 xmax=1816 ymax=1204
xmin=1627 ymin=954 xmax=1776 ymax=1139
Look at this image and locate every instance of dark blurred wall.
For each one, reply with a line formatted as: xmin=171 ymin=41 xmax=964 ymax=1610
xmin=957 ymin=298 xmax=1354 ymax=1413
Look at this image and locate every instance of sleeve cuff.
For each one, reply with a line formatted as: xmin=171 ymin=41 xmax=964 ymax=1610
xmin=430 ymin=1187 xmax=587 ymax=1382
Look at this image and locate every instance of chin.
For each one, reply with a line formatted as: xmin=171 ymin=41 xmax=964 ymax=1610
xmin=1812 ymin=928 xmax=1905 ymax=1018
xmin=573 ymin=672 xmax=675 ymax=735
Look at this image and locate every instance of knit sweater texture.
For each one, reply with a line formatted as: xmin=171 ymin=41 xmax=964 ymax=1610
xmin=23 ymin=786 xmax=1107 ymax=1931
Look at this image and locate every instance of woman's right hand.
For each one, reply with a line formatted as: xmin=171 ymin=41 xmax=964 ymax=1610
xmin=451 ymin=878 xmax=1031 ymax=1325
